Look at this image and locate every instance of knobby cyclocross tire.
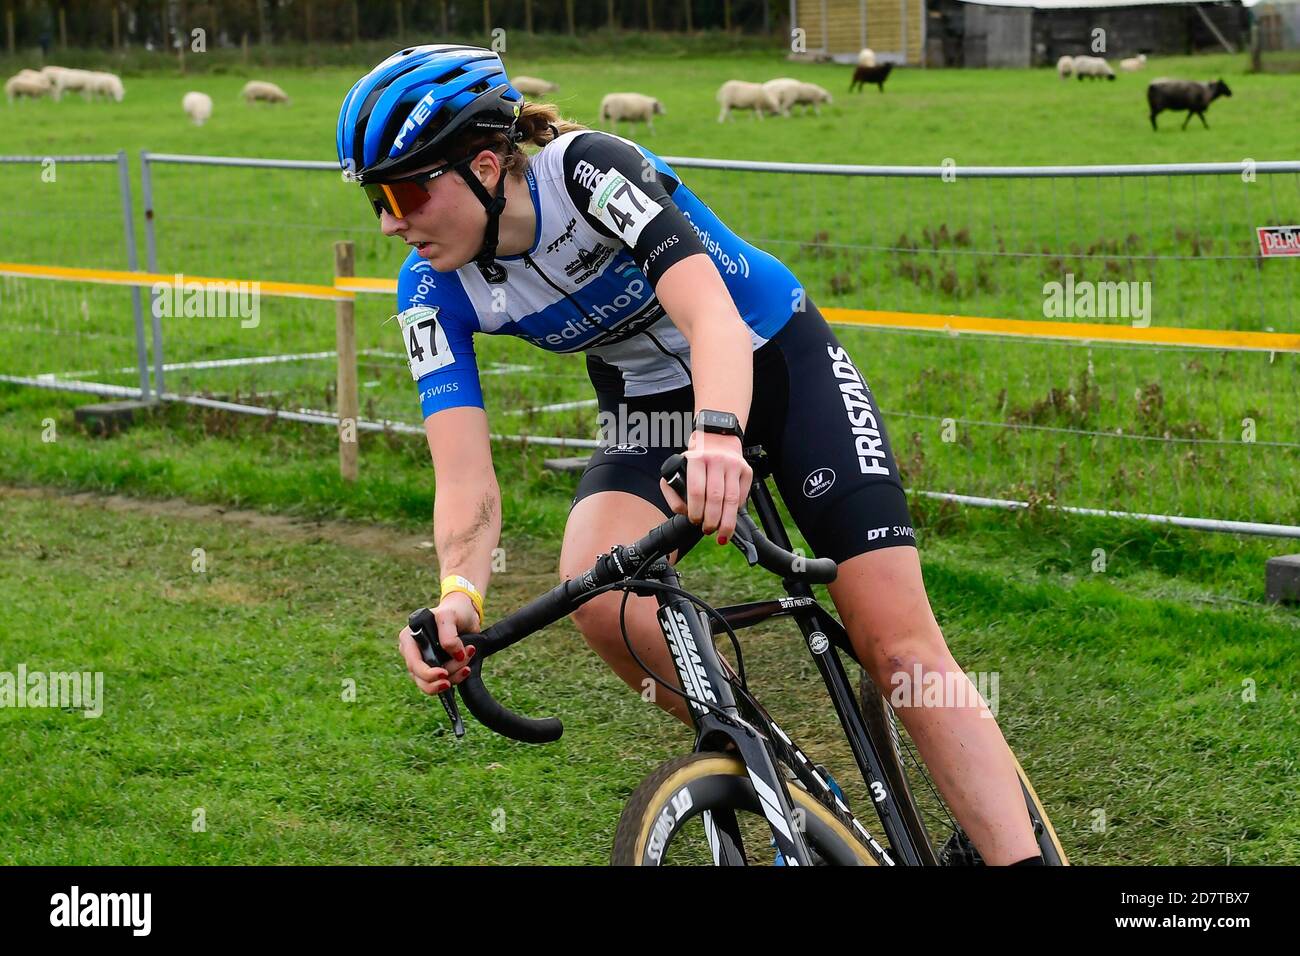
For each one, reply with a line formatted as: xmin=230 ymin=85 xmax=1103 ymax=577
xmin=857 ymin=673 xmax=1069 ymax=865
xmin=611 ymin=753 xmax=883 ymax=866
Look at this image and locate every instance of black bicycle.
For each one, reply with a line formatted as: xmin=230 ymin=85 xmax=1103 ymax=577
xmin=409 ymin=448 xmax=1068 ymax=866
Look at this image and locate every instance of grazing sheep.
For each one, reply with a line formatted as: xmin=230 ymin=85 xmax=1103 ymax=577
xmin=5 ymin=70 xmax=52 ymax=102
xmin=857 ymin=48 xmax=877 ymax=68
xmin=1147 ymin=78 xmax=1231 ymax=131
xmin=849 ymin=62 xmax=893 ymax=93
xmin=511 ymin=75 xmax=558 ymax=97
xmin=85 ymin=71 xmax=125 ymax=102
xmin=794 ymin=81 xmax=833 ymax=115
xmin=716 ymin=80 xmax=780 ymax=121
xmin=1056 ymin=55 xmax=1073 ymax=79
xmin=599 ymin=92 xmax=665 ymax=133
xmin=1120 ymin=54 xmax=1147 ymax=73
xmin=1071 ymin=56 xmax=1115 ymax=81
xmin=241 ymin=80 xmax=290 ymax=104
xmin=41 ymin=65 xmax=94 ymax=100
xmin=182 ymin=91 xmax=213 ymax=126
xmin=761 ymin=78 xmax=803 ymax=117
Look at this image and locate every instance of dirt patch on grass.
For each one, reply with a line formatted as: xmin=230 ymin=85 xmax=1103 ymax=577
xmin=2 ymin=484 xmax=460 ymax=566
xmin=2 ymin=483 xmax=565 ymax=605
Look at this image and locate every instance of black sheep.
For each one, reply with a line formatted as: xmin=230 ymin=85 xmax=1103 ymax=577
xmin=1147 ymin=78 xmax=1232 ymax=131
xmin=850 ymin=62 xmax=893 ymax=93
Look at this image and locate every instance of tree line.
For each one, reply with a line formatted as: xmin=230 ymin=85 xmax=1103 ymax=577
xmin=4 ymin=1 xmax=780 ymax=52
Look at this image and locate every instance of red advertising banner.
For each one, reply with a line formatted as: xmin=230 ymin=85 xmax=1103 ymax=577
xmin=1257 ymin=225 xmax=1300 ymax=257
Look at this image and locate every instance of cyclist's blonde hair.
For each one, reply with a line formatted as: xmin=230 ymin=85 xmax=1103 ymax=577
xmin=448 ymin=100 xmax=588 ymax=179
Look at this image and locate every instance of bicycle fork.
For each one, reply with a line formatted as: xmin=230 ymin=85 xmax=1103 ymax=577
xmin=644 ymin=561 xmax=819 ymax=866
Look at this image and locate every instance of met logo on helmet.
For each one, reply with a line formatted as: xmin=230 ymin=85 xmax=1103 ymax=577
xmin=391 ymin=91 xmax=439 ymax=155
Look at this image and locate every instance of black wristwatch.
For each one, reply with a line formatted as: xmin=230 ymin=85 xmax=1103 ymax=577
xmin=694 ymin=409 xmax=744 ymax=441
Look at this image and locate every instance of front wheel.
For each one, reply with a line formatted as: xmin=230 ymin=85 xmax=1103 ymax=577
xmin=611 ymin=753 xmax=884 ymax=866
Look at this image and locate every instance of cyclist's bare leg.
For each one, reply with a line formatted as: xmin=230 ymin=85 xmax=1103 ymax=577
xmin=827 ymin=544 xmax=1042 ymax=865
xmin=559 ymin=490 xmax=693 ymax=727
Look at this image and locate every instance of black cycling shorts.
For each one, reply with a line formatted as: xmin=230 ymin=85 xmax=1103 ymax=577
xmin=569 ymin=300 xmax=916 ymax=565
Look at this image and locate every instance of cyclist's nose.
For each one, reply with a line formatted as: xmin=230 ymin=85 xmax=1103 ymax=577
xmin=379 ymin=208 xmax=406 ymax=237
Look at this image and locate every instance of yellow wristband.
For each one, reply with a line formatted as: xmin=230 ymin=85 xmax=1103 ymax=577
xmin=440 ymin=575 xmax=484 ymax=624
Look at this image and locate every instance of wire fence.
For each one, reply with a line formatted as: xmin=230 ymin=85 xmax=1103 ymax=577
xmin=0 ymin=149 xmax=1297 ymax=535
xmin=0 ymin=152 xmax=152 ymax=397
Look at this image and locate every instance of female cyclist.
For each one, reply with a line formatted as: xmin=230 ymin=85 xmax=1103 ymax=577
xmin=337 ymin=44 xmax=1044 ymax=865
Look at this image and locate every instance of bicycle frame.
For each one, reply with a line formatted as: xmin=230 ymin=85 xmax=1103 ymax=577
xmin=641 ymin=448 xmax=936 ymax=866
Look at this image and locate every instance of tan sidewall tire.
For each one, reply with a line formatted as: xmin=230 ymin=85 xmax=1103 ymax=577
xmin=614 ymin=753 xmax=880 ymax=866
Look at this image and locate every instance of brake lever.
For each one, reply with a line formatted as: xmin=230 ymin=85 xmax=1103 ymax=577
xmin=729 ymin=511 xmax=760 ymax=566
xmin=663 ymin=454 xmax=762 ymax=564
xmin=408 ymin=607 xmax=466 ymax=738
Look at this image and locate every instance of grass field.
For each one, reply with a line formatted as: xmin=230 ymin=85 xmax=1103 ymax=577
xmin=2 ymin=476 xmax=1296 ymax=865
xmin=1 ymin=42 xmax=1298 ymax=865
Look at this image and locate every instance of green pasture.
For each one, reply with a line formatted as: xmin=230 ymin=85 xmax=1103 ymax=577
xmin=0 ymin=44 xmax=1296 ymax=865
xmin=0 ymin=457 xmax=1296 ymax=865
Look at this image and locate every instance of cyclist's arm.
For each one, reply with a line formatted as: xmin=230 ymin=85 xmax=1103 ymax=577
xmin=426 ymin=405 xmax=500 ymax=623
xmin=395 ymin=254 xmax=498 ymax=619
xmin=653 ymin=256 xmax=753 ymax=434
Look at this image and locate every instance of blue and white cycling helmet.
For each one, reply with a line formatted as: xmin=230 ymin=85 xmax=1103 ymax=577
xmin=337 ymin=44 xmax=524 ymax=274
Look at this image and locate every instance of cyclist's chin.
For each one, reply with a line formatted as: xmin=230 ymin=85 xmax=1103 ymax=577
xmin=419 ymin=244 xmax=472 ymax=272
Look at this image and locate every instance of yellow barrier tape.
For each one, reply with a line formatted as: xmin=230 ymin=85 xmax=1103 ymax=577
xmin=822 ymin=308 xmax=1300 ymax=352
xmin=334 ymin=276 xmax=1295 ymax=351
xmin=4 ymin=261 xmax=1294 ymax=351
xmin=334 ymin=276 xmax=399 ymax=294
xmin=0 ymin=262 xmax=353 ymax=302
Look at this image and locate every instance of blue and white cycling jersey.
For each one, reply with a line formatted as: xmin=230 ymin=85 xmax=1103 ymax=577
xmin=394 ymin=129 xmax=803 ymax=419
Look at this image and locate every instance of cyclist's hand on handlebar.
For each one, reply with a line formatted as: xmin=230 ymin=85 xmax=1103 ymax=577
xmin=660 ymin=431 xmax=753 ymax=545
xmin=397 ymin=592 xmax=479 ymax=696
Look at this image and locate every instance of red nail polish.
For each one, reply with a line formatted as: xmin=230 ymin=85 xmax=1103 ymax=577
xmin=454 ymin=650 xmax=465 ymax=662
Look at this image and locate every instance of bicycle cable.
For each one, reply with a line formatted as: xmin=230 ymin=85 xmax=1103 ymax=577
xmin=567 ymin=555 xmax=749 ymax=721
xmin=620 ymin=543 xmax=748 ymax=689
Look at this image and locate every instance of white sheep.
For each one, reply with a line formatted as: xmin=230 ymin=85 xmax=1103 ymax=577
xmin=761 ymin=78 xmax=802 ymax=117
xmin=1120 ymin=54 xmax=1148 ymax=73
xmin=1071 ymin=56 xmax=1116 ymax=81
xmin=182 ymin=91 xmax=213 ymax=126
xmin=41 ymin=65 xmax=94 ymax=100
xmin=598 ymin=92 xmax=664 ymax=133
xmin=85 ymin=71 xmax=125 ymax=102
xmin=5 ymin=70 xmax=52 ymax=103
xmin=857 ymin=48 xmax=877 ymax=68
xmin=241 ymin=80 xmax=290 ymax=104
xmin=512 ymin=75 xmax=557 ymax=97
xmin=794 ymin=81 xmax=833 ymax=115
xmin=1056 ymin=55 xmax=1073 ymax=79
xmin=716 ymin=80 xmax=780 ymax=122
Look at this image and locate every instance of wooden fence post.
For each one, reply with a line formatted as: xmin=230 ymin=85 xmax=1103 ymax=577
xmin=335 ymin=242 xmax=359 ymax=482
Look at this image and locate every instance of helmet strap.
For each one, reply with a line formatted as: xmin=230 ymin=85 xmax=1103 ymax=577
xmin=456 ymin=161 xmax=509 ymax=283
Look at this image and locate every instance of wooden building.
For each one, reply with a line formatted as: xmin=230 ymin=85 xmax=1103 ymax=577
xmin=790 ymin=0 xmax=928 ymax=63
